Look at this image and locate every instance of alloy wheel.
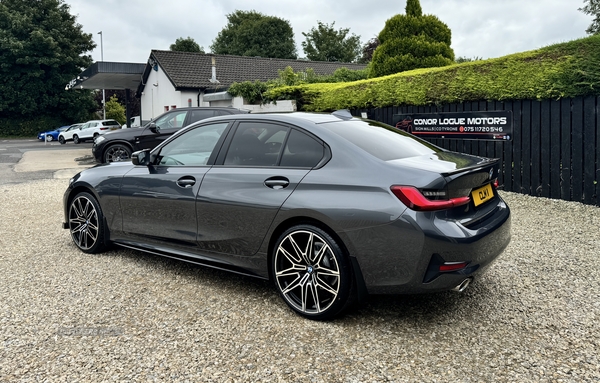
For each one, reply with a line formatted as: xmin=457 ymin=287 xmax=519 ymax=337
xmin=69 ymin=194 xmax=100 ymax=251
xmin=104 ymin=145 xmax=132 ymax=163
xmin=274 ymin=229 xmax=342 ymax=317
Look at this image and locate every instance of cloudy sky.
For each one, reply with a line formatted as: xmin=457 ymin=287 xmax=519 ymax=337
xmin=66 ymin=0 xmax=592 ymax=64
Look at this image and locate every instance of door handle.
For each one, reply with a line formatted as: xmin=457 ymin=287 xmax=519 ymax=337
xmin=176 ymin=176 xmax=196 ymax=188
xmin=264 ymin=177 xmax=290 ymax=190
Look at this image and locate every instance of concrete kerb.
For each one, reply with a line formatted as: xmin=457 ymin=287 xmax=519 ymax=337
xmin=14 ymin=149 xmax=95 ymax=179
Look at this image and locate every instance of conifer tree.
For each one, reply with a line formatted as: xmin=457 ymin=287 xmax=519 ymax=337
xmin=369 ymin=0 xmax=454 ymax=77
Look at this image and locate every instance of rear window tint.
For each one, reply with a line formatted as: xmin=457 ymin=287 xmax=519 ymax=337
xmin=323 ymin=120 xmax=440 ymax=161
xmin=280 ymin=129 xmax=324 ymax=168
xmin=102 ymin=121 xmax=120 ymax=126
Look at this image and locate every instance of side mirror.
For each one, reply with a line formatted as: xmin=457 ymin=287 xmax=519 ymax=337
xmin=132 ymin=149 xmax=151 ymax=166
xmin=148 ymin=122 xmax=160 ymax=133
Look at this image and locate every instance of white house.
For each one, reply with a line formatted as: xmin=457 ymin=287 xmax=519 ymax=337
xmin=137 ymin=50 xmax=367 ymax=120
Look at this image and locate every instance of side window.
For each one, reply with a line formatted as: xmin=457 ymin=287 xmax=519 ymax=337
xmin=224 ymin=122 xmax=288 ymax=166
xmin=189 ymin=110 xmax=215 ymax=123
xmin=280 ymin=129 xmax=324 ymax=168
xmin=154 ymin=110 xmax=188 ymax=130
xmin=156 ymin=122 xmax=229 ymax=167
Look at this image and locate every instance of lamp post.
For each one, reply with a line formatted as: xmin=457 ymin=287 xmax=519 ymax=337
xmin=97 ymin=31 xmax=105 ymax=119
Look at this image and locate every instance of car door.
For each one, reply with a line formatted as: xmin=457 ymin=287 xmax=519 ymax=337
xmin=135 ymin=110 xmax=189 ymax=151
xmin=195 ymin=121 xmax=326 ymax=258
xmin=119 ymin=121 xmax=231 ymax=252
xmin=79 ymin=122 xmax=97 ymax=140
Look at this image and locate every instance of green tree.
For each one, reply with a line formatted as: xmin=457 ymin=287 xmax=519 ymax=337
xmin=301 ymin=21 xmax=362 ymax=62
xmin=580 ymin=0 xmax=600 ymax=34
xmin=210 ymin=10 xmax=297 ymax=59
xmin=170 ymin=36 xmax=204 ymax=53
xmin=105 ymin=94 xmax=126 ymax=124
xmin=405 ymin=0 xmax=423 ymax=17
xmin=369 ymin=0 xmax=455 ymax=77
xmin=455 ymin=56 xmax=482 ymax=63
xmin=0 ymin=0 xmax=97 ymax=123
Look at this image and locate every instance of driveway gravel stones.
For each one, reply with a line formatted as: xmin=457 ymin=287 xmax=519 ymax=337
xmin=1 ymin=178 xmax=599 ymax=382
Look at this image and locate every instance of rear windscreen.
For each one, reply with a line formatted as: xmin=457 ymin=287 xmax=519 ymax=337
xmin=323 ymin=119 xmax=441 ymax=161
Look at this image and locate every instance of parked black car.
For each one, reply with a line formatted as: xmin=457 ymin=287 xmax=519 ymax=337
xmin=92 ymin=107 xmax=249 ymax=163
xmin=64 ymin=111 xmax=511 ymax=320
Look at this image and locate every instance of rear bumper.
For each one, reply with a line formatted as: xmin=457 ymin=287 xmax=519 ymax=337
xmin=351 ymin=197 xmax=511 ymax=294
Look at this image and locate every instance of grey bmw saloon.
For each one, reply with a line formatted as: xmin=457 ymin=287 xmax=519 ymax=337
xmin=63 ymin=110 xmax=511 ymax=320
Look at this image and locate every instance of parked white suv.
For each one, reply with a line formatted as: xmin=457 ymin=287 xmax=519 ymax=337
xmin=73 ymin=120 xmax=121 ymax=144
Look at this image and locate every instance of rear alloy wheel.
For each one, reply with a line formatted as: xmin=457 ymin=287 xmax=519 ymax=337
xmin=272 ymin=225 xmax=353 ymax=320
xmin=68 ymin=192 xmax=107 ymax=254
xmin=58 ymin=136 xmax=65 ymax=144
xmin=103 ymin=144 xmax=132 ymax=163
xmin=73 ymin=135 xmax=80 ymax=144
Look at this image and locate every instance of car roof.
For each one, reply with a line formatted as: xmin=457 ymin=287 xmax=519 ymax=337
xmin=197 ymin=111 xmax=359 ymax=128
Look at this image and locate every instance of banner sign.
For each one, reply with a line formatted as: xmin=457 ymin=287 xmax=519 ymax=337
xmin=392 ymin=110 xmax=513 ymax=141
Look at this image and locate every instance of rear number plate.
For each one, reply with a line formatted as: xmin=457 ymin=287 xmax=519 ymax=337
xmin=472 ymin=183 xmax=493 ymax=207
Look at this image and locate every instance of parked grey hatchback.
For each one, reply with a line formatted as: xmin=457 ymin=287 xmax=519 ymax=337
xmin=63 ymin=110 xmax=510 ymax=320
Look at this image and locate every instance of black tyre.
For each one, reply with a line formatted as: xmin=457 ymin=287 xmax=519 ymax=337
xmin=68 ymin=192 xmax=108 ymax=254
xmin=103 ymin=144 xmax=132 ymax=163
xmin=73 ymin=135 xmax=80 ymax=144
xmin=58 ymin=136 xmax=66 ymax=144
xmin=272 ymin=225 xmax=354 ymax=320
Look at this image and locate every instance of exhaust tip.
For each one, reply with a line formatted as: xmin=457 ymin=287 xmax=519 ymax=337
xmin=452 ymin=278 xmax=473 ymax=293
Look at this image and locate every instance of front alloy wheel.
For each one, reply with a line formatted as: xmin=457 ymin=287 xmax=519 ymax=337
xmin=46 ymin=135 xmax=53 ymax=142
xmin=68 ymin=192 xmax=106 ymax=253
xmin=58 ymin=136 xmax=65 ymax=144
xmin=273 ymin=225 xmax=353 ymax=320
xmin=104 ymin=144 xmax=132 ymax=163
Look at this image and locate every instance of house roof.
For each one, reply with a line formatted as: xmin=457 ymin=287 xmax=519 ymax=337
xmin=138 ymin=50 xmax=367 ymax=94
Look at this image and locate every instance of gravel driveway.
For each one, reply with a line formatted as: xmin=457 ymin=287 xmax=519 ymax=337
xmin=1 ymin=178 xmax=599 ymax=382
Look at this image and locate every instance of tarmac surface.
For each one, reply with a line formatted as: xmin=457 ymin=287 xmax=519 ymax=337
xmin=0 ymin=140 xmax=94 ymax=185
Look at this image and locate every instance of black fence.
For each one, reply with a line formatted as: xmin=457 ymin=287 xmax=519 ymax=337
xmin=352 ymin=96 xmax=600 ymax=207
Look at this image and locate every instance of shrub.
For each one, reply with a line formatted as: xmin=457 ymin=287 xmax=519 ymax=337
xmin=263 ymin=35 xmax=600 ymax=111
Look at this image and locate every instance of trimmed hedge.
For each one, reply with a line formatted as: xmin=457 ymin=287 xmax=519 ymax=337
xmin=0 ymin=116 xmax=67 ymax=138
xmin=264 ymin=35 xmax=600 ymax=111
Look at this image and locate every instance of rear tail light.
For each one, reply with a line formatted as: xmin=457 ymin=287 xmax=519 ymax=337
xmin=493 ymin=178 xmax=499 ymax=188
xmin=100 ymin=127 xmax=108 ymax=130
xmin=391 ymin=186 xmax=470 ymax=211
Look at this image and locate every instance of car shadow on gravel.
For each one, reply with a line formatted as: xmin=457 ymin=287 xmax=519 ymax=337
xmin=91 ymin=244 xmax=499 ymax=323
